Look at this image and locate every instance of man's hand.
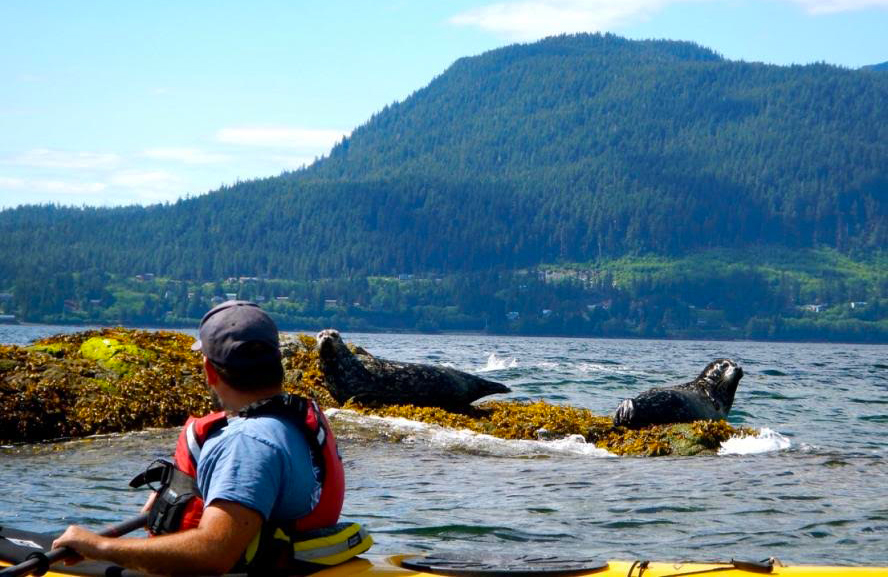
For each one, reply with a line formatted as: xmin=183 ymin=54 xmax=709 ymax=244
xmin=47 ymin=501 xmax=262 ymax=575
xmin=52 ymin=526 xmax=103 ymax=565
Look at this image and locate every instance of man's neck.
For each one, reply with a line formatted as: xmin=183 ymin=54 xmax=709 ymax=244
xmin=220 ymin=387 xmax=284 ymax=415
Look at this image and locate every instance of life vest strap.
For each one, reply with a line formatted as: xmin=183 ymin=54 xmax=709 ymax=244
xmin=291 ymin=522 xmax=373 ymax=565
xmin=185 ymin=420 xmax=202 ymax=465
xmin=240 ymin=521 xmax=373 ymax=574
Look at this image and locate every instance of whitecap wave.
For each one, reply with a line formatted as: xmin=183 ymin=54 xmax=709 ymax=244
xmin=718 ymin=427 xmax=792 ymax=455
xmin=479 ymin=353 xmax=518 ymax=372
xmin=576 ymin=362 xmax=625 ymax=374
xmin=427 ymin=428 xmax=613 ymax=458
xmin=327 ymin=409 xmax=614 ymax=458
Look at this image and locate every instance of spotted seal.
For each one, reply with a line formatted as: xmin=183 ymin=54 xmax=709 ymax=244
xmin=613 ymin=359 xmax=743 ymax=428
xmin=316 ymin=329 xmax=511 ymax=409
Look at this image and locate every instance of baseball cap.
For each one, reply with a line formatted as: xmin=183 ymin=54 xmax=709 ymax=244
xmin=191 ymin=300 xmax=281 ymax=368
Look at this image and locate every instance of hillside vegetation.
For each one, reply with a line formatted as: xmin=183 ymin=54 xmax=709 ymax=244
xmin=0 ymin=34 xmax=885 ymax=340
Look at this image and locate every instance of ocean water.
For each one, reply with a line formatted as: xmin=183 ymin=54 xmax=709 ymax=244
xmin=1 ymin=326 xmax=886 ymax=566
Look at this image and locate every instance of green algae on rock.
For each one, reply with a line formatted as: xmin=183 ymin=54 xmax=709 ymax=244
xmin=78 ymin=336 xmax=157 ymax=374
xmin=598 ymin=419 xmax=757 ymax=456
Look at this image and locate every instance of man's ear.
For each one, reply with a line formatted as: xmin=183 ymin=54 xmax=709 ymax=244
xmin=203 ymin=356 xmax=220 ymax=386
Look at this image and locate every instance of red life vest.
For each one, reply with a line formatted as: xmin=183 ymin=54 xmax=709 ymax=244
xmin=163 ymin=394 xmax=345 ymax=534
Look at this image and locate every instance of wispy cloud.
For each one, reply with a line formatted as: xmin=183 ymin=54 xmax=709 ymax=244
xmin=40 ymin=180 xmax=108 ymax=194
xmin=216 ymin=126 xmax=347 ymax=149
xmin=449 ymin=0 xmax=888 ymax=39
xmin=0 ymin=177 xmax=26 ymax=188
xmin=109 ymin=170 xmax=182 ymax=188
xmin=787 ymin=0 xmax=888 ymax=13
xmin=9 ymin=148 xmax=120 ymax=170
xmin=0 ymin=176 xmax=106 ymax=195
xmin=105 ymin=170 xmax=188 ymax=205
xmin=142 ymin=147 xmax=231 ymax=165
xmin=449 ymin=0 xmax=671 ymax=39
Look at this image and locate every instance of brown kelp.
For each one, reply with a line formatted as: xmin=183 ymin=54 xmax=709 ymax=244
xmin=1 ymin=329 xmax=755 ymax=455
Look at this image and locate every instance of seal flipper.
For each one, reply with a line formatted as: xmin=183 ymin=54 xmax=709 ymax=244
xmin=613 ymin=398 xmax=635 ymax=427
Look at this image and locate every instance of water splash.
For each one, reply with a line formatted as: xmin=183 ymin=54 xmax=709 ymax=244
xmin=718 ymin=427 xmax=792 ymax=455
xmin=328 ymin=409 xmax=613 ymax=458
xmin=480 ymin=353 xmax=518 ymax=372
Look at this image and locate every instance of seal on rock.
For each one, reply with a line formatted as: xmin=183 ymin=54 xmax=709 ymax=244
xmin=613 ymin=359 xmax=743 ymax=428
xmin=316 ymin=329 xmax=511 ymax=409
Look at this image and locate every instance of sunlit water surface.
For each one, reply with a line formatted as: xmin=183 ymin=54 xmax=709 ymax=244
xmin=1 ymin=326 xmax=886 ymax=566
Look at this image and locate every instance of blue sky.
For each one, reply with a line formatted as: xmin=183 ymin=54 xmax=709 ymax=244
xmin=1 ymin=0 xmax=885 ymax=209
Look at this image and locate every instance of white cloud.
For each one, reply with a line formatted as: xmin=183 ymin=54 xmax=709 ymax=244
xmin=142 ymin=147 xmax=231 ymax=165
xmin=449 ymin=0 xmax=671 ymax=39
xmin=449 ymin=0 xmax=888 ymax=39
xmin=0 ymin=177 xmax=26 ymax=188
xmin=105 ymin=170 xmax=190 ymax=205
xmin=1 ymin=178 xmax=106 ymax=195
xmin=786 ymin=0 xmax=888 ymax=13
xmin=216 ymin=126 xmax=347 ymax=149
xmin=0 ymin=174 xmax=110 ymax=209
xmin=40 ymin=180 xmax=107 ymax=194
xmin=10 ymin=148 xmax=120 ymax=170
xmin=109 ymin=170 xmax=181 ymax=188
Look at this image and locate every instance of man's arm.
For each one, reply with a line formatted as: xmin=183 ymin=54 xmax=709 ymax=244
xmin=52 ymin=500 xmax=262 ymax=576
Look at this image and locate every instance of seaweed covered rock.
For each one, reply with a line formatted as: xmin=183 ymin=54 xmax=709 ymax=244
xmin=1 ymin=328 xmax=756 ymax=456
xmin=344 ymin=400 xmax=754 ymax=457
xmin=0 ymin=329 xmax=329 ymax=444
xmin=2 ymin=329 xmax=210 ymax=442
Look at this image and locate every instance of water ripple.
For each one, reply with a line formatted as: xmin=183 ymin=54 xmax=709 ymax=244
xmin=1 ymin=330 xmax=887 ymax=566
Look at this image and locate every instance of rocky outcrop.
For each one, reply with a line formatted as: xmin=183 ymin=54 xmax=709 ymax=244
xmin=0 ymin=329 xmax=754 ymax=456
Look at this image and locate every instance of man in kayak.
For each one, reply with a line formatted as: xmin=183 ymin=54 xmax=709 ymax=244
xmin=53 ymin=300 xmax=345 ymax=575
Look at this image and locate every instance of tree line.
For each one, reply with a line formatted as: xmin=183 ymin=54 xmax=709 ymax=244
xmin=0 ymin=33 xmax=885 ymax=341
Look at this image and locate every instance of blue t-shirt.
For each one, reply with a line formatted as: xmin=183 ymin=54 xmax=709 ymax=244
xmin=196 ymin=415 xmax=321 ymax=521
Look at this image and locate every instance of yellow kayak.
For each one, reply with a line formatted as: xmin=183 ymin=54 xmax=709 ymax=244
xmin=2 ymin=553 xmax=886 ymax=577
xmin=337 ymin=555 xmax=887 ymax=577
xmin=1 ymin=524 xmax=884 ymax=576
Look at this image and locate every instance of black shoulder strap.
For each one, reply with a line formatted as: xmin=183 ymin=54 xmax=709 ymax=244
xmin=238 ymin=393 xmax=309 ymax=421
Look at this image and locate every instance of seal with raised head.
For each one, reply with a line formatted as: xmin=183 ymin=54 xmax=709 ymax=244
xmin=316 ymin=329 xmax=511 ymax=409
xmin=613 ymin=359 xmax=743 ymax=428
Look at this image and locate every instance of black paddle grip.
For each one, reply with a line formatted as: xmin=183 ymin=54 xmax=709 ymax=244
xmin=0 ymin=514 xmax=148 ymax=577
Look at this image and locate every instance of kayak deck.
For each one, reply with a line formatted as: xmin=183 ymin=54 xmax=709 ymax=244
xmin=3 ymin=555 xmax=886 ymax=577
xmin=1 ymin=525 xmax=884 ymax=576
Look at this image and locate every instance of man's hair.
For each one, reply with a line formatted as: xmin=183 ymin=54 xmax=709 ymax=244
xmin=209 ymin=341 xmax=284 ymax=392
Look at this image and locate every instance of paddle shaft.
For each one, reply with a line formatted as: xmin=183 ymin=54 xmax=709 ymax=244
xmin=0 ymin=513 xmax=149 ymax=577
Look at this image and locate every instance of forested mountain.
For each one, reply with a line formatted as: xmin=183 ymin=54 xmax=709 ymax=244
xmin=1 ymin=34 xmax=886 ymax=339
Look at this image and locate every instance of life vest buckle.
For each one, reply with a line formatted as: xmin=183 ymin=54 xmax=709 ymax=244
xmin=242 ymin=521 xmax=373 ymax=575
xmin=129 ymin=459 xmax=175 ymax=492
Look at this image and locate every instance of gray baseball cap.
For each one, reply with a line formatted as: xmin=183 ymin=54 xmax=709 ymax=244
xmin=191 ymin=300 xmax=280 ymax=368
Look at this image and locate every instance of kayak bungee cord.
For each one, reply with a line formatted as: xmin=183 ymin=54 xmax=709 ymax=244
xmin=626 ymin=557 xmax=783 ymax=577
xmin=628 ymin=558 xmax=779 ymax=576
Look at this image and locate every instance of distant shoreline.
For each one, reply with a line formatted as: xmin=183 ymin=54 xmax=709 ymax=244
xmin=4 ymin=321 xmax=886 ymax=347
